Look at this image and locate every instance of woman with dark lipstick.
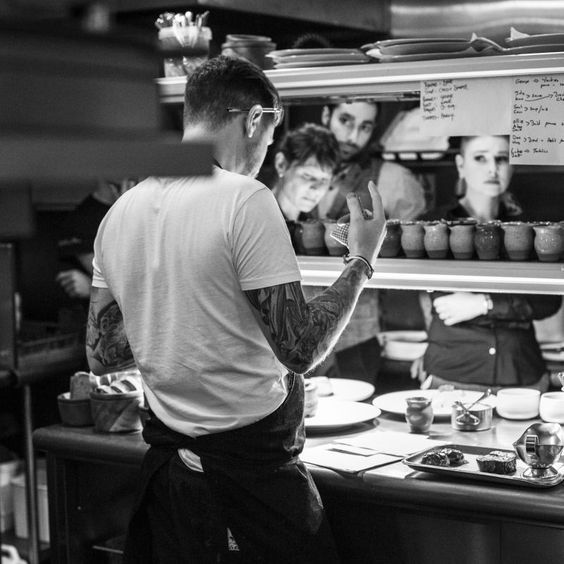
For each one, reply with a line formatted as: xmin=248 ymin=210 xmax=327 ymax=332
xmin=414 ymin=135 xmax=561 ymax=391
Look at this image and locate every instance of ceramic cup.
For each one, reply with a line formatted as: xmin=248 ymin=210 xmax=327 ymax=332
xmin=400 ymin=221 xmax=425 ymax=259
xmin=448 ymin=221 xmax=476 ymax=260
xmin=423 ymin=221 xmax=449 ymax=259
xmin=405 ymin=396 xmax=433 ymax=433
xmin=295 ymin=219 xmax=326 ymax=256
xmin=474 ymin=222 xmax=502 ymax=260
xmin=501 ymin=222 xmax=534 ymax=261
xmin=539 ymin=391 xmax=564 ymax=424
xmin=379 ymin=219 xmax=402 ymax=258
xmin=533 ymin=223 xmax=563 ymax=262
xmin=496 ymin=388 xmax=540 ymax=420
xmin=304 ymin=379 xmax=319 ymax=418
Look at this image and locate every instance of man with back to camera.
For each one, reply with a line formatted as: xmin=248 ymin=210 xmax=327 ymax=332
xmin=317 ymin=101 xmax=427 ymax=385
xmin=86 ymin=56 xmax=386 ymax=563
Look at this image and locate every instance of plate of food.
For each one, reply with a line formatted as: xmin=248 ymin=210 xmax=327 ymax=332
xmin=403 ymin=443 xmax=564 ymax=488
xmin=304 ymin=398 xmax=381 ymax=432
xmin=372 ymin=389 xmax=497 ymax=419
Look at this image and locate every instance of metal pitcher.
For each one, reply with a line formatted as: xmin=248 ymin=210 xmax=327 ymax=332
xmin=513 ymin=422 xmax=564 ymax=479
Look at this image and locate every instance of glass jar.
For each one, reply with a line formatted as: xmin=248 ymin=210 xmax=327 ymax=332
xmin=405 ymin=396 xmax=434 ymax=433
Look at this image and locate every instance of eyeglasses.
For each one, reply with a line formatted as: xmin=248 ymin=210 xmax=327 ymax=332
xmin=227 ymin=106 xmax=284 ymax=127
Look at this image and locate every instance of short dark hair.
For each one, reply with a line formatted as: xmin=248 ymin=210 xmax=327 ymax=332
xmin=183 ymin=56 xmax=281 ymax=132
xmin=325 ymin=100 xmax=380 ymax=122
xmin=276 ymin=123 xmax=340 ymax=172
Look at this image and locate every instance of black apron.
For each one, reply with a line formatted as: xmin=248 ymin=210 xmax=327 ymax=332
xmin=123 ymin=373 xmax=340 ymax=563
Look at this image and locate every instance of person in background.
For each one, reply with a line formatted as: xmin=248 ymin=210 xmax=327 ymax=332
xmin=317 ymin=100 xmax=427 ymax=385
xmin=415 ymin=135 xmax=561 ymax=391
xmin=271 ymin=122 xmax=340 ymax=246
xmin=86 ymin=56 xmax=386 ymax=563
xmin=56 ymin=178 xmax=136 ymax=299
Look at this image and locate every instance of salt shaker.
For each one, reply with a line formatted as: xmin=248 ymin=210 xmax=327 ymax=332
xmin=405 ymin=396 xmax=434 ymax=433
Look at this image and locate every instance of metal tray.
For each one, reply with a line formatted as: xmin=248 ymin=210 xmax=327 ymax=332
xmin=403 ymin=444 xmax=564 ymax=488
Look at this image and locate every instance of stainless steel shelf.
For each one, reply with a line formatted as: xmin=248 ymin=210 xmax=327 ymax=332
xmin=298 ymin=256 xmax=564 ymax=295
xmin=158 ymin=52 xmax=564 ymax=103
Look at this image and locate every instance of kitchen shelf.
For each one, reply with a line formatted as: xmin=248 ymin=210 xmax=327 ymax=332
xmin=158 ymin=51 xmax=564 ymax=104
xmin=298 ymin=256 xmax=564 ymax=295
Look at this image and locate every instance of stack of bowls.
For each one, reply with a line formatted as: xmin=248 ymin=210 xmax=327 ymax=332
xmin=221 ymin=34 xmax=276 ymax=69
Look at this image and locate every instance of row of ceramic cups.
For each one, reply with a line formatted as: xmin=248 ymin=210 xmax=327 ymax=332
xmin=295 ymin=218 xmax=564 ymax=261
xmin=496 ymin=388 xmax=564 ymax=423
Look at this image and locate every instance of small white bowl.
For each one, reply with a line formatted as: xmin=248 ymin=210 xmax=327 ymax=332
xmin=539 ymin=391 xmax=564 ymax=424
xmin=496 ymin=388 xmax=540 ymax=420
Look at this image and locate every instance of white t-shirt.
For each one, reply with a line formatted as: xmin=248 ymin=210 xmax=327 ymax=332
xmin=92 ymin=169 xmax=301 ymax=437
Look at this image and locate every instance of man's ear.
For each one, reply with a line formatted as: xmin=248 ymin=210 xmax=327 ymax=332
xmin=274 ymin=152 xmax=288 ymax=178
xmin=245 ymin=104 xmax=264 ymax=139
xmin=321 ymin=106 xmax=331 ymax=127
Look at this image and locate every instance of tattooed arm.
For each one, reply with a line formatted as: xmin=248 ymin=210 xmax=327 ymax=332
xmin=244 ymin=181 xmax=385 ymax=374
xmin=245 ymin=259 xmax=369 ymax=374
xmin=86 ymin=286 xmax=135 ymax=375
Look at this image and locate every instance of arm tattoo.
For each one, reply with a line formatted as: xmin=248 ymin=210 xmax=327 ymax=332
xmin=245 ymin=259 xmax=367 ymax=374
xmin=86 ymin=295 xmax=133 ymax=371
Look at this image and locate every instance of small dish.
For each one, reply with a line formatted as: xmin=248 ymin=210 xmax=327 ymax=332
xmin=57 ymin=392 xmax=93 ymax=427
xmin=539 ymin=392 xmax=564 ymax=424
xmin=496 ymin=388 xmax=540 ymax=420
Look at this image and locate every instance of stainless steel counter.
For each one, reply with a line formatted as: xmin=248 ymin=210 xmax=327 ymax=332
xmin=33 ymin=413 xmax=564 ymax=564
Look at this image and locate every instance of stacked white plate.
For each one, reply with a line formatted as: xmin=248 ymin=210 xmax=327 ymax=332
xmin=362 ymin=37 xmax=481 ymax=63
xmin=502 ymin=27 xmax=564 ymax=55
xmin=267 ymin=48 xmax=372 ymax=69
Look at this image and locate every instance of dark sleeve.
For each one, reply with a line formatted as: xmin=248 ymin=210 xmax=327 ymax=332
xmin=489 ymin=294 xmax=562 ymax=321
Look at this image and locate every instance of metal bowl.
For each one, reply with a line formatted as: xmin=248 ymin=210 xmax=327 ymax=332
xmin=451 ymin=402 xmax=493 ymax=431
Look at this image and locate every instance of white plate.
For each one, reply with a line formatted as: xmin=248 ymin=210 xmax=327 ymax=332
xmin=274 ymin=58 xmax=371 ymax=69
xmin=372 ymin=389 xmax=497 ymax=419
xmin=367 ymin=46 xmax=481 ymax=63
xmin=361 ymin=38 xmax=468 ymax=51
xmin=506 ymin=32 xmax=564 ymax=47
xmin=379 ymin=330 xmax=428 ymax=362
xmin=377 ymin=41 xmax=472 ymax=56
xmin=328 ymin=378 xmax=375 ymax=402
xmin=305 ymin=399 xmax=381 ymax=432
xmin=268 ymin=48 xmax=363 ymax=58
xmin=271 ymin=52 xmax=369 ymax=63
xmin=542 ymin=351 xmax=564 ymax=363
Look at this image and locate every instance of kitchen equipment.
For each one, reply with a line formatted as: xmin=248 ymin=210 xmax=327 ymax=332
xmin=513 ymin=422 xmax=564 ymax=480
xmin=222 ymin=34 xmax=276 ymax=69
xmin=378 ymin=330 xmax=428 ymax=362
xmin=405 ymin=396 xmax=434 ymax=433
xmin=373 ymin=389 xmax=497 ymax=419
xmin=501 ymin=222 xmax=534 ymax=261
xmin=539 ymin=391 xmax=564 ymax=423
xmin=404 ymin=443 xmax=564 ymax=488
xmin=57 ymin=392 xmax=94 ymax=427
xmin=304 ymin=399 xmax=380 ymax=433
xmin=304 ymin=379 xmax=319 ymax=418
xmin=90 ymin=390 xmax=143 ymax=433
xmin=496 ymin=388 xmax=540 ymax=420
xmin=451 ymin=402 xmax=493 ymax=431
xmin=474 ymin=222 xmax=502 ymax=260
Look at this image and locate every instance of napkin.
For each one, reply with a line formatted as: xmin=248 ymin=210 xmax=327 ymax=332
xmin=301 ymin=443 xmax=401 ymax=473
xmin=301 ymin=431 xmax=446 ymax=473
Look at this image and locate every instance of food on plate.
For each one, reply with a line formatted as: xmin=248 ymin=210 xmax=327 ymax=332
xmin=421 ymin=447 xmax=466 ymax=467
xmin=441 ymin=447 xmax=466 ymax=466
xmin=421 ymin=450 xmax=450 ymax=466
xmin=476 ymin=450 xmax=517 ymax=474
